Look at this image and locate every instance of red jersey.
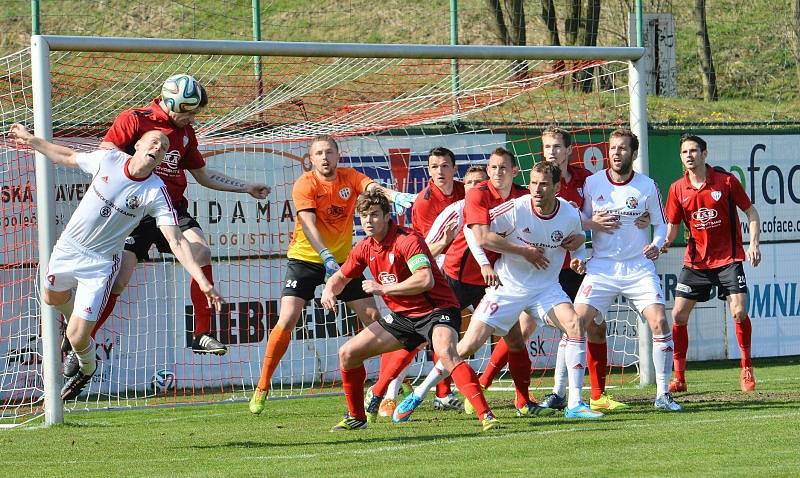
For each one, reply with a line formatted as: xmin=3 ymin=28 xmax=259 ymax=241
xmin=341 ymin=223 xmax=459 ymax=317
xmin=443 ymin=180 xmax=529 ymax=285
xmin=665 ymin=165 xmax=752 ymax=269
xmin=411 ymin=180 xmax=465 ymax=235
xmin=557 ymin=164 xmax=592 ymax=269
xmin=103 ymin=98 xmax=205 ymax=209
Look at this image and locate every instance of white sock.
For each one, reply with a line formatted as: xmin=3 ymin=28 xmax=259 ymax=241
xmin=385 ymin=366 xmax=409 ymax=400
xmin=552 ymin=335 xmax=568 ymax=398
xmin=74 ymin=339 xmax=96 ymax=375
xmin=564 ymin=336 xmax=587 ymax=409
xmin=652 ymin=333 xmax=674 ymax=397
xmin=413 ymin=360 xmax=448 ymax=399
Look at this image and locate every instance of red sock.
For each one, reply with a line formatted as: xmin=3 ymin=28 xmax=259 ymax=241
xmin=190 ymin=265 xmax=214 ymax=337
xmin=507 ymin=349 xmax=531 ymax=407
xmin=587 ymin=341 xmax=607 ymax=401
xmin=91 ymin=293 xmax=119 ymax=339
xmin=432 ymin=351 xmax=453 ymax=397
xmin=373 ymin=348 xmax=416 ymax=396
xmin=450 ymin=362 xmax=489 ymax=420
xmin=341 ymin=365 xmax=367 ymax=421
xmin=480 ymin=338 xmax=509 ymax=388
xmin=735 ymin=317 xmax=752 ymax=368
xmin=672 ymin=324 xmax=688 ymax=382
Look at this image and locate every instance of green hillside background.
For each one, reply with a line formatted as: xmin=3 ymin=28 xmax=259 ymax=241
xmin=1 ymin=0 xmax=798 ymax=125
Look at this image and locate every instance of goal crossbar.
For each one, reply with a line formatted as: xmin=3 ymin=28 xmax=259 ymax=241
xmin=36 ymin=35 xmax=644 ymax=61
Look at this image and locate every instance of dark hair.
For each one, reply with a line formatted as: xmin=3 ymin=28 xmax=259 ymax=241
xmin=465 ymin=164 xmax=488 ymax=176
xmin=310 ymin=134 xmax=339 ymax=152
xmin=356 ymin=189 xmax=391 ymax=215
xmin=428 ymin=147 xmax=456 ymax=167
xmin=609 ymin=128 xmax=639 ymax=152
xmin=490 ymin=147 xmax=517 ymax=166
xmin=531 ymin=161 xmax=561 ymax=185
xmin=679 ymin=133 xmax=707 ymax=152
xmin=542 ymin=126 xmax=573 ymax=148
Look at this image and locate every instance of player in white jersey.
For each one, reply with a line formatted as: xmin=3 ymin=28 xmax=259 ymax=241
xmin=572 ymin=128 xmax=681 ymax=412
xmin=395 ymin=162 xmax=602 ymax=421
xmin=8 ymin=124 xmax=223 ymax=401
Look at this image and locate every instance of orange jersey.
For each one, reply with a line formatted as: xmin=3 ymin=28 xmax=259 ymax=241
xmin=288 ymin=168 xmax=373 ymax=264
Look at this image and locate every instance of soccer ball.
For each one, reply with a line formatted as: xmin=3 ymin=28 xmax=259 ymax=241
xmin=150 ymin=369 xmax=177 ymax=394
xmin=161 ymin=74 xmax=203 ymax=113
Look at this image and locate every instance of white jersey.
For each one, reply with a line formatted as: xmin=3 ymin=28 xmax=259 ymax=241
xmin=61 ymin=149 xmax=178 ymax=256
xmin=582 ymin=169 xmax=666 ymax=268
xmin=425 ymin=199 xmax=489 ymax=268
xmin=489 ymin=196 xmax=584 ymax=295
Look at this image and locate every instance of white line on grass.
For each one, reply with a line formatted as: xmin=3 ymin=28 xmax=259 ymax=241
xmin=24 ymin=409 xmax=800 ymax=467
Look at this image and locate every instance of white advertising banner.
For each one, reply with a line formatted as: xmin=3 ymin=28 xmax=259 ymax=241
xmin=704 ymin=135 xmax=800 ymax=242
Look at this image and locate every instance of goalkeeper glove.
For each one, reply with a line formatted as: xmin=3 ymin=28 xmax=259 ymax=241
xmin=391 ymin=192 xmax=417 ymax=215
xmin=319 ymin=248 xmax=340 ymax=280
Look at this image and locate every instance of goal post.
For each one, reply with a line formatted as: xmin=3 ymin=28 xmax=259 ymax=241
xmin=16 ymin=35 xmax=649 ymax=427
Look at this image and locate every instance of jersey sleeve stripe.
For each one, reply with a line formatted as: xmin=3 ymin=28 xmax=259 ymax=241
xmin=429 ymin=210 xmax=459 ymax=243
xmin=489 ymin=201 xmax=515 ymax=220
xmin=160 ymin=185 xmax=179 ymax=223
xmin=654 ymin=183 xmax=667 ymax=223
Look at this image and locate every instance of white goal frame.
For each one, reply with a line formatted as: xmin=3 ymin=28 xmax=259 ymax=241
xmin=30 ymin=35 xmax=650 ymax=426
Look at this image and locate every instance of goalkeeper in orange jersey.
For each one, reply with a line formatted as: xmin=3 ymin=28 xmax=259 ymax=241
xmin=249 ymin=135 xmax=416 ymax=415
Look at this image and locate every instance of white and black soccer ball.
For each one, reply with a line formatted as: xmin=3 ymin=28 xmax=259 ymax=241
xmin=150 ymin=369 xmax=177 ymax=394
xmin=161 ymin=74 xmax=203 ymax=113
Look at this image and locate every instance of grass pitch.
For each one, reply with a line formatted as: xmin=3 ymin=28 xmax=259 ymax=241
xmin=3 ymin=356 xmax=799 ymax=477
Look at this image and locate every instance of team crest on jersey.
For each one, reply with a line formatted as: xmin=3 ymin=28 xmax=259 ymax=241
xmin=338 ymin=187 xmax=352 ymax=200
xmin=551 ymin=230 xmax=564 ymax=243
xmin=100 ymin=206 xmax=112 ymax=217
xmin=182 ymin=134 xmax=189 ymax=147
xmin=378 ymin=271 xmax=398 ymax=284
xmin=711 ymin=190 xmax=722 ymax=201
xmin=388 ymin=253 xmax=395 ymax=264
xmin=625 ymin=197 xmax=638 ymax=209
xmin=126 ymin=195 xmax=141 ymax=209
xmin=100 ymin=176 xmax=109 ymax=183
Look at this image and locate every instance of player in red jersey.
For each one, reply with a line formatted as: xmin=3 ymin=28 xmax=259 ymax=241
xmin=322 ymin=190 xmax=497 ymax=431
xmin=664 ymin=134 xmax=761 ymax=392
xmin=370 ymin=147 xmax=466 ymax=417
xmin=60 ymin=75 xmax=269 ymax=376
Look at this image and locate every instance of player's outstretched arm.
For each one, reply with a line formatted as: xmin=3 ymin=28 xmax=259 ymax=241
xmin=744 ymin=205 xmax=761 ymax=267
xmin=321 ymin=271 xmax=352 ymax=310
xmin=363 ymin=267 xmax=434 ymax=297
xmin=159 ymin=224 xmax=224 ymax=310
xmin=8 ymin=123 xmax=80 ymax=168
xmin=365 ymin=183 xmax=417 ymax=213
xmin=189 ymin=167 xmax=270 ymax=199
xmin=297 ymin=210 xmax=340 ymax=279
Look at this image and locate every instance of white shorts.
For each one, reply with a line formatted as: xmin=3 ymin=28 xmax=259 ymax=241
xmin=472 ymin=286 xmax=571 ymax=336
xmin=574 ymin=266 xmax=664 ymax=324
xmin=44 ymin=239 xmax=121 ymax=322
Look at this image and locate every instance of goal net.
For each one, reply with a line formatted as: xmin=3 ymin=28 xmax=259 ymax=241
xmin=0 ymin=38 xmax=646 ymax=426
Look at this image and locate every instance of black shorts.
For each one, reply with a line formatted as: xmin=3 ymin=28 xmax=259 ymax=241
xmin=281 ymin=258 xmax=371 ymax=303
xmin=675 ymin=262 xmax=747 ymax=302
xmin=379 ymin=307 xmax=462 ymax=351
xmin=446 ymin=275 xmax=486 ymax=310
xmin=124 ymin=208 xmax=202 ymax=261
xmin=559 ymin=268 xmax=585 ymax=301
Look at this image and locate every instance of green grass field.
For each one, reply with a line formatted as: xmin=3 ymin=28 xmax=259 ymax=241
xmin=4 ymin=356 xmax=799 ymax=477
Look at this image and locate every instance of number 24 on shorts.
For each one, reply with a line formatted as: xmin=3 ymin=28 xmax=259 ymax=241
xmin=286 ymin=279 xmax=298 ymax=289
